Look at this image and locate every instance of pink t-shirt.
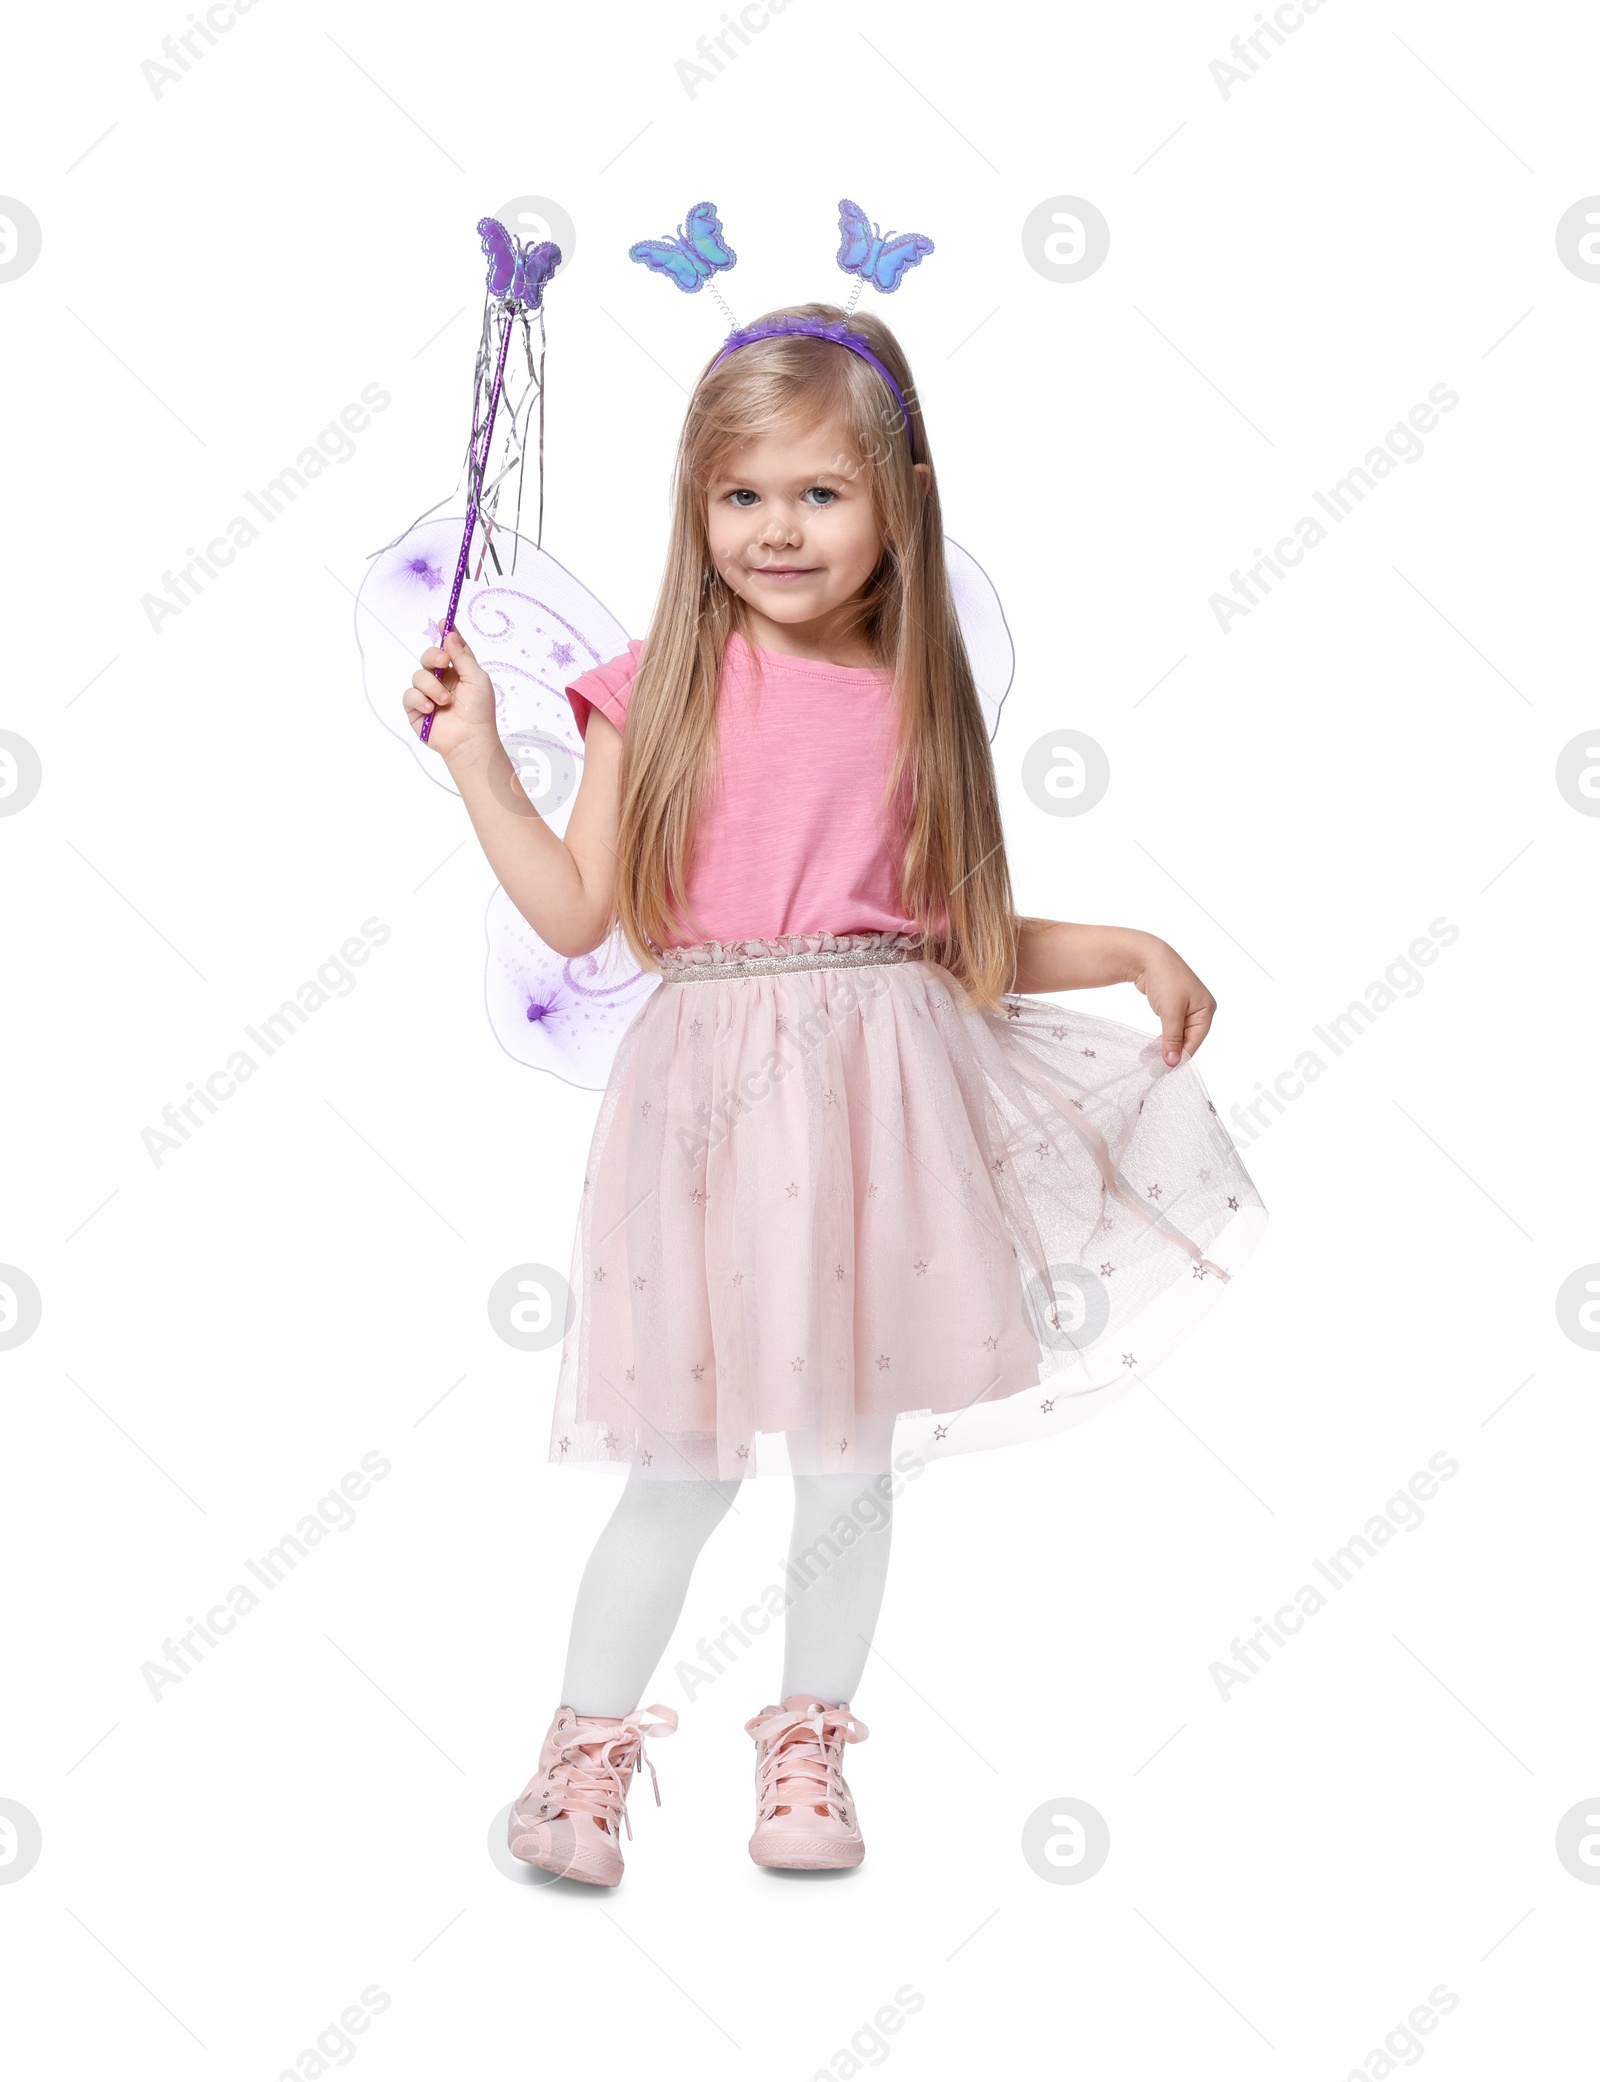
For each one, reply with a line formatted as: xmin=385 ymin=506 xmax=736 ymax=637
xmin=566 ymin=633 xmax=919 ymax=946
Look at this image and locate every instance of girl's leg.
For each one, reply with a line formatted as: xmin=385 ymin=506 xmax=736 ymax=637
xmin=560 ymin=1473 xmax=741 ymax=1716
xmin=779 ymin=1468 xmax=895 ymax=1704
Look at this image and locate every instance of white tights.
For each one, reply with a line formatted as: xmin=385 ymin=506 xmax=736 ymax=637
xmin=559 ymin=1470 xmax=895 ymax=1717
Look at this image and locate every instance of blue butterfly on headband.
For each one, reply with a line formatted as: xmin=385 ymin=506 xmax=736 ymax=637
xmin=477 ymin=217 xmax=561 ymax=310
xmin=628 ymin=201 xmax=737 ymax=293
xmin=836 ymin=198 xmax=934 ymax=294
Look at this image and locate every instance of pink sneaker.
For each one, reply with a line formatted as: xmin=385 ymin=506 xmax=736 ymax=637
xmin=744 ymin=1695 xmax=869 ymax=1870
xmin=508 ymin=1702 xmax=678 ymax=1887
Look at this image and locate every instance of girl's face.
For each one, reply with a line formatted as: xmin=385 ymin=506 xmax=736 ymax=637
xmin=705 ymin=416 xmax=886 ymax=643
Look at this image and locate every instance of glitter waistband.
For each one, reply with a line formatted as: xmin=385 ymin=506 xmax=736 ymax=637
xmin=657 ymin=932 xmax=920 ymax=982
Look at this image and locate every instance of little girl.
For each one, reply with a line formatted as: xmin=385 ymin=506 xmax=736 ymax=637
xmin=405 ymin=293 xmax=1265 ymax=1886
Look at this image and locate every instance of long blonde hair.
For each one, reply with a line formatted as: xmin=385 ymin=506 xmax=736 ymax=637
xmin=613 ymin=302 xmax=1018 ymax=1008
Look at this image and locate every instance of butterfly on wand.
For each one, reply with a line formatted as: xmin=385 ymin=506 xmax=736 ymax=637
xmin=477 ymin=216 xmax=561 ymax=309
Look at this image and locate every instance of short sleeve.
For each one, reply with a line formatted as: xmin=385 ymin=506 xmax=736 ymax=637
xmin=566 ymin=640 xmax=645 ymax=738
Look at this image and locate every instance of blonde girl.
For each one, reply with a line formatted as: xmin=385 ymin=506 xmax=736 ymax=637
xmin=405 ymin=297 xmax=1264 ymax=1886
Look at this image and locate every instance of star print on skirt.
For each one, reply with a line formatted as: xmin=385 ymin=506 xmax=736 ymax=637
xmin=550 ymin=933 xmax=1267 ymax=1480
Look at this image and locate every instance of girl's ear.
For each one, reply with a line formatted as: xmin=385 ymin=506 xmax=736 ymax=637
xmin=912 ymin=461 xmax=932 ymax=496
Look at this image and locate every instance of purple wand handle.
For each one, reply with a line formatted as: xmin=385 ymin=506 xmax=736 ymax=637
xmin=419 ymin=309 xmax=516 ymax=746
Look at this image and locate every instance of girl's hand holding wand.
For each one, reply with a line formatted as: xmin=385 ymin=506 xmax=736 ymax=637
xmin=405 ymin=626 xmax=497 ymax=766
xmin=403 ymin=627 xmax=622 ymax=959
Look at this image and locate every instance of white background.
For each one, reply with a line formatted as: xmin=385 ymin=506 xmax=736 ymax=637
xmin=3 ymin=1 xmax=1597 ymax=2075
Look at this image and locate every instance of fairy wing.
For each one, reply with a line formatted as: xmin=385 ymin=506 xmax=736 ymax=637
xmin=356 ymin=517 xmax=655 ymax=1087
xmin=872 ymin=232 xmax=935 ymax=292
xmin=683 ymin=200 xmax=736 ymax=270
xmin=477 ymin=217 xmax=518 ymax=299
xmin=484 ymin=889 xmax=657 ymax=1090
xmin=629 ymin=236 xmax=708 ymax=291
xmin=356 ymin=516 xmax=630 ymax=835
xmin=944 ymin=538 xmax=1014 ymax=742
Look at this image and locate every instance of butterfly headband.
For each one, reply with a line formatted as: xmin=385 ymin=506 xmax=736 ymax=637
xmin=628 ymin=199 xmax=934 ymax=451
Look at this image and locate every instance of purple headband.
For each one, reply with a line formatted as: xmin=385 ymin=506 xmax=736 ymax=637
xmin=711 ymin=315 xmax=916 ymax=451
xmin=629 ymin=199 xmax=934 ymax=454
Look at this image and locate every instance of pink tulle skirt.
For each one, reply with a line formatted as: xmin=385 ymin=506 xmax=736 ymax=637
xmin=551 ymin=933 xmax=1267 ymax=1479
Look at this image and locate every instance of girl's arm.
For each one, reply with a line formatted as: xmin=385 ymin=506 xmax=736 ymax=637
xmin=1012 ymin=918 xmax=1217 ymax=1067
xmin=404 ymin=628 xmax=620 ymax=957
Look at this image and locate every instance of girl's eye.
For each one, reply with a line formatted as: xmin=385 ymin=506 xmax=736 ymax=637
xmin=803 ymin=486 xmax=837 ymax=506
xmin=727 ymin=489 xmax=759 ymax=507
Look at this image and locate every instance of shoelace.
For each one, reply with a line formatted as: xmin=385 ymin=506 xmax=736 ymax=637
xmin=527 ymin=1704 xmax=678 ymax=1841
xmin=745 ymin=1702 xmax=868 ymax=1822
